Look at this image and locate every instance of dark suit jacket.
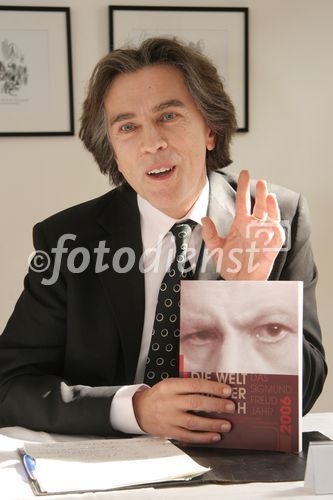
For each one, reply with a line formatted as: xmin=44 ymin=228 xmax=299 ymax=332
xmin=0 ymin=171 xmax=327 ymax=435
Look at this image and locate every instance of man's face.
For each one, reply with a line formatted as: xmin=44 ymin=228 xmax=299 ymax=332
xmin=104 ymin=65 xmax=215 ymax=218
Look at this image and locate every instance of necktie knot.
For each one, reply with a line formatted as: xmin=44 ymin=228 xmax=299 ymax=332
xmin=170 ymin=219 xmax=197 ymax=240
xmin=169 ymin=219 xmax=197 ymax=271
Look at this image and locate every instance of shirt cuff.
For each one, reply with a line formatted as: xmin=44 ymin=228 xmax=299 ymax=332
xmin=110 ymin=384 xmax=149 ymax=435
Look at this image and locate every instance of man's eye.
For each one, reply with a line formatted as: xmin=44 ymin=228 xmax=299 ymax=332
xmin=253 ymin=323 xmax=293 ymax=344
xmin=120 ymin=123 xmax=135 ymax=132
xmin=183 ymin=330 xmax=218 ymax=346
xmin=162 ymin=112 xmax=176 ymax=121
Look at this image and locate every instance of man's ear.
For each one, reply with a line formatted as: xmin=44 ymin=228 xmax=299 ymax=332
xmin=206 ymin=129 xmax=216 ymax=151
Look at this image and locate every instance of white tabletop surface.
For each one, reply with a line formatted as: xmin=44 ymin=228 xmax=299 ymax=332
xmin=0 ymin=412 xmax=332 ymax=500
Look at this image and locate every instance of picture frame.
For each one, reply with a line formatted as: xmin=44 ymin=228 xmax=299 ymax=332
xmin=109 ymin=6 xmax=249 ymax=132
xmin=0 ymin=6 xmax=74 ymax=136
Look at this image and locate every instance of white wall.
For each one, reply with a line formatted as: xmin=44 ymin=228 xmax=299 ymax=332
xmin=1 ymin=0 xmax=332 ymax=412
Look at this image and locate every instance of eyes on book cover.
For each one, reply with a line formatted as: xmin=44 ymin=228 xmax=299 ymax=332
xmin=179 ymin=280 xmax=303 ymax=453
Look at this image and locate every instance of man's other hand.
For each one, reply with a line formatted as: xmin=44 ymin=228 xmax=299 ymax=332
xmin=132 ymin=378 xmax=234 ymax=444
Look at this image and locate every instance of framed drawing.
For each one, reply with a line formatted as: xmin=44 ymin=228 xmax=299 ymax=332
xmin=109 ymin=6 xmax=248 ymax=132
xmin=0 ymin=6 xmax=74 ymax=136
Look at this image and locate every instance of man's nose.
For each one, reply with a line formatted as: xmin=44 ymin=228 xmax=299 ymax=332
xmin=216 ymin=334 xmax=245 ymax=373
xmin=140 ymin=124 xmax=167 ymax=154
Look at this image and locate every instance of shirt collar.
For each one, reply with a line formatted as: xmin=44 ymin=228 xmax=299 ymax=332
xmin=138 ymin=178 xmax=209 ymax=251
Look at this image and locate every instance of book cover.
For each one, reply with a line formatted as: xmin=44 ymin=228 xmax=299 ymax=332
xmin=179 ymin=280 xmax=303 ymax=452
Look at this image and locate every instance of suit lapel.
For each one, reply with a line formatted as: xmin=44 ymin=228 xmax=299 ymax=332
xmin=96 ymin=187 xmax=145 ymax=384
xmin=197 ymin=171 xmax=236 ymax=280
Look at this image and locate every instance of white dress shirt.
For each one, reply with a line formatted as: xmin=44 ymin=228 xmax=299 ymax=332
xmin=110 ymin=179 xmax=209 ymax=434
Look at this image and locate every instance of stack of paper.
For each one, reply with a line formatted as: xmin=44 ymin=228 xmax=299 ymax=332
xmin=19 ymin=436 xmax=210 ymax=495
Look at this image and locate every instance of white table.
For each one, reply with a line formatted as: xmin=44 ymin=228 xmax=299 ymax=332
xmin=0 ymin=413 xmax=332 ymax=500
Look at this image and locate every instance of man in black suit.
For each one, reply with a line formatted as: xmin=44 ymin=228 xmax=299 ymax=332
xmin=0 ymin=38 xmax=326 ymax=443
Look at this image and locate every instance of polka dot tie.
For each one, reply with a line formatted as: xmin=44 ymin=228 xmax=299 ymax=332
xmin=144 ymin=220 xmax=197 ymax=385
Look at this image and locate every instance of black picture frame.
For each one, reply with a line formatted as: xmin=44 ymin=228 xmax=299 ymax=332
xmin=109 ymin=6 xmax=249 ymax=132
xmin=0 ymin=6 xmax=74 ymax=136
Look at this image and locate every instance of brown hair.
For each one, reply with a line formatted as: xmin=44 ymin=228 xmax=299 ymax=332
xmin=79 ymin=37 xmax=237 ymax=186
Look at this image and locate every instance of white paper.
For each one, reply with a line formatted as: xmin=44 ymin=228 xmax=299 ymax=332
xmin=23 ymin=437 xmax=210 ymax=493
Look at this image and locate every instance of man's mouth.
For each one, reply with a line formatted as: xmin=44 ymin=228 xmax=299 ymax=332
xmin=146 ymin=166 xmax=176 ymax=178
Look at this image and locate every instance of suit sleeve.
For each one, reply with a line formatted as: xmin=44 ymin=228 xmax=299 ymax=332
xmin=0 ymin=222 xmax=123 ymax=436
xmin=279 ymin=194 xmax=327 ymax=414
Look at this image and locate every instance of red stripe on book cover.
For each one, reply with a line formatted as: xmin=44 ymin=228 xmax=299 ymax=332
xmin=179 ymin=354 xmax=184 ymax=374
xmin=179 ymin=355 xmax=191 ymax=378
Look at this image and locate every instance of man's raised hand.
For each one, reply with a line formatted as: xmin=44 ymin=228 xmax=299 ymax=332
xmin=202 ymin=170 xmax=286 ymax=281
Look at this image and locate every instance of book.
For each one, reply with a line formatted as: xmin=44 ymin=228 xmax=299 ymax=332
xmin=179 ymin=280 xmax=303 ymax=453
xmin=19 ymin=436 xmax=210 ymax=495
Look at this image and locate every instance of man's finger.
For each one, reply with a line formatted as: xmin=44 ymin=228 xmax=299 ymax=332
xmin=252 ymin=179 xmax=268 ymax=220
xmin=201 ymin=216 xmax=224 ymax=250
xmin=266 ymin=193 xmax=281 ymax=221
xmin=235 ymin=169 xmax=251 ymax=215
xmin=270 ymin=224 xmax=286 ymax=249
xmin=173 ymin=428 xmax=223 ymax=444
xmin=180 ymin=393 xmax=235 ymax=414
xmin=160 ymin=377 xmax=232 ymax=398
xmin=180 ymin=413 xmax=232 ymax=434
